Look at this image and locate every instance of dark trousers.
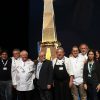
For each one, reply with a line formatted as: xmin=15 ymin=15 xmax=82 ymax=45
xmin=39 ymin=89 xmax=52 ymax=100
xmin=12 ymin=86 xmax=17 ymax=100
xmin=54 ymin=80 xmax=73 ymax=100
xmin=34 ymin=78 xmax=53 ymax=100
xmin=0 ymin=81 xmax=12 ymax=100
xmin=17 ymin=90 xmax=33 ymax=100
xmin=87 ymin=84 xmax=99 ymax=100
xmin=97 ymin=91 xmax=100 ymax=99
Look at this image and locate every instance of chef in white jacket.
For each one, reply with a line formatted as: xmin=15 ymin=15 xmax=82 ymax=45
xmin=15 ymin=50 xmax=35 ymax=100
xmin=69 ymin=46 xmax=87 ymax=100
xmin=11 ymin=49 xmax=21 ymax=100
xmin=11 ymin=49 xmax=21 ymax=87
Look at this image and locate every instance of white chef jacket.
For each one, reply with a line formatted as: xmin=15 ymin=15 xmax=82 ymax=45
xmin=52 ymin=56 xmax=74 ymax=76
xmin=11 ymin=57 xmax=22 ymax=86
xmin=69 ymin=55 xmax=86 ymax=85
xmin=79 ymin=53 xmax=88 ymax=60
xmin=15 ymin=59 xmax=35 ymax=91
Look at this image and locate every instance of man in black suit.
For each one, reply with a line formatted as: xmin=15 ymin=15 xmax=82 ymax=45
xmin=35 ymin=51 xmax=53 ymax=100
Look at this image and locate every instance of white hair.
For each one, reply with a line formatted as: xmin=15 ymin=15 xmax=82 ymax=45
xmin=20 ymin=50 xmax=28 ymax=56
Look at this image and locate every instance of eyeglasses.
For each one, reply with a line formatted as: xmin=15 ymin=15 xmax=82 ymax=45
xmin=73 ymin=50 xmax=78 ymax=52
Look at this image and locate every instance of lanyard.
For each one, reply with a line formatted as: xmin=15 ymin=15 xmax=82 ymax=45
xmin=88 ymin=63 xmax=93 ymax=74
xmin=1 ymin=60 xmax=8 ymax=67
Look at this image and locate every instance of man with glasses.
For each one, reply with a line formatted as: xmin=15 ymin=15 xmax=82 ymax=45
xmin=35 ymin=51 xmax=53 ymax=100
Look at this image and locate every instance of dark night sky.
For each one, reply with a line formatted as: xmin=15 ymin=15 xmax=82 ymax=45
xmin=0 ymin=0 xmax=100 ymax=59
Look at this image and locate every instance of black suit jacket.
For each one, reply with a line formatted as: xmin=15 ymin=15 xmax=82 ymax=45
xmin=83 ymin=61 xmax=99 ymax=86
xmin=35 ymin=59 xmax=53 ymax=90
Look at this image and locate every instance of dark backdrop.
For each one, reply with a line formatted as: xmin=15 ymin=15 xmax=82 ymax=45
xmin=0 ymin=0 xmax=100 ymax=59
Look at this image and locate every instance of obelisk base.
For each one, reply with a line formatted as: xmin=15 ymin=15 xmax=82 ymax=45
xmin=40 ymin=41 xmax=61 ymax=60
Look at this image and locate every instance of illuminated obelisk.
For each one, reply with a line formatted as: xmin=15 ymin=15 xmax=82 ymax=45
xmin=42 ymin=0 xmax=57 ymax=42
xmin=40 ymin=0 xmax=61 ymax=60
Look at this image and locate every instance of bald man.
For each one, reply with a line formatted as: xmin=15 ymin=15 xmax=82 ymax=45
xmin=15 ymin=50 xmax=35 ymax=100
xmin=35 ymin=51 xmax=53 ymax=100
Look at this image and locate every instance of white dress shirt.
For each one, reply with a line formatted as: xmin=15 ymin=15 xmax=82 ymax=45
xmin=69 ymin=55 xmax=85 ymax=85
xmin=36 ymin=61 xmax=43 ymax=79
xmin=52 ymin=56 xmax=74 ymax=76
xmin=15 ymin=59 xmax=35 ymax=91
xmin=11 ymin=57 xmax=21 ymax=86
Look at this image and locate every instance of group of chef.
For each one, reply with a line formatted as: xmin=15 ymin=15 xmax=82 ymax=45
xmin=0 ymin=43 xmax=100 ymax=100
